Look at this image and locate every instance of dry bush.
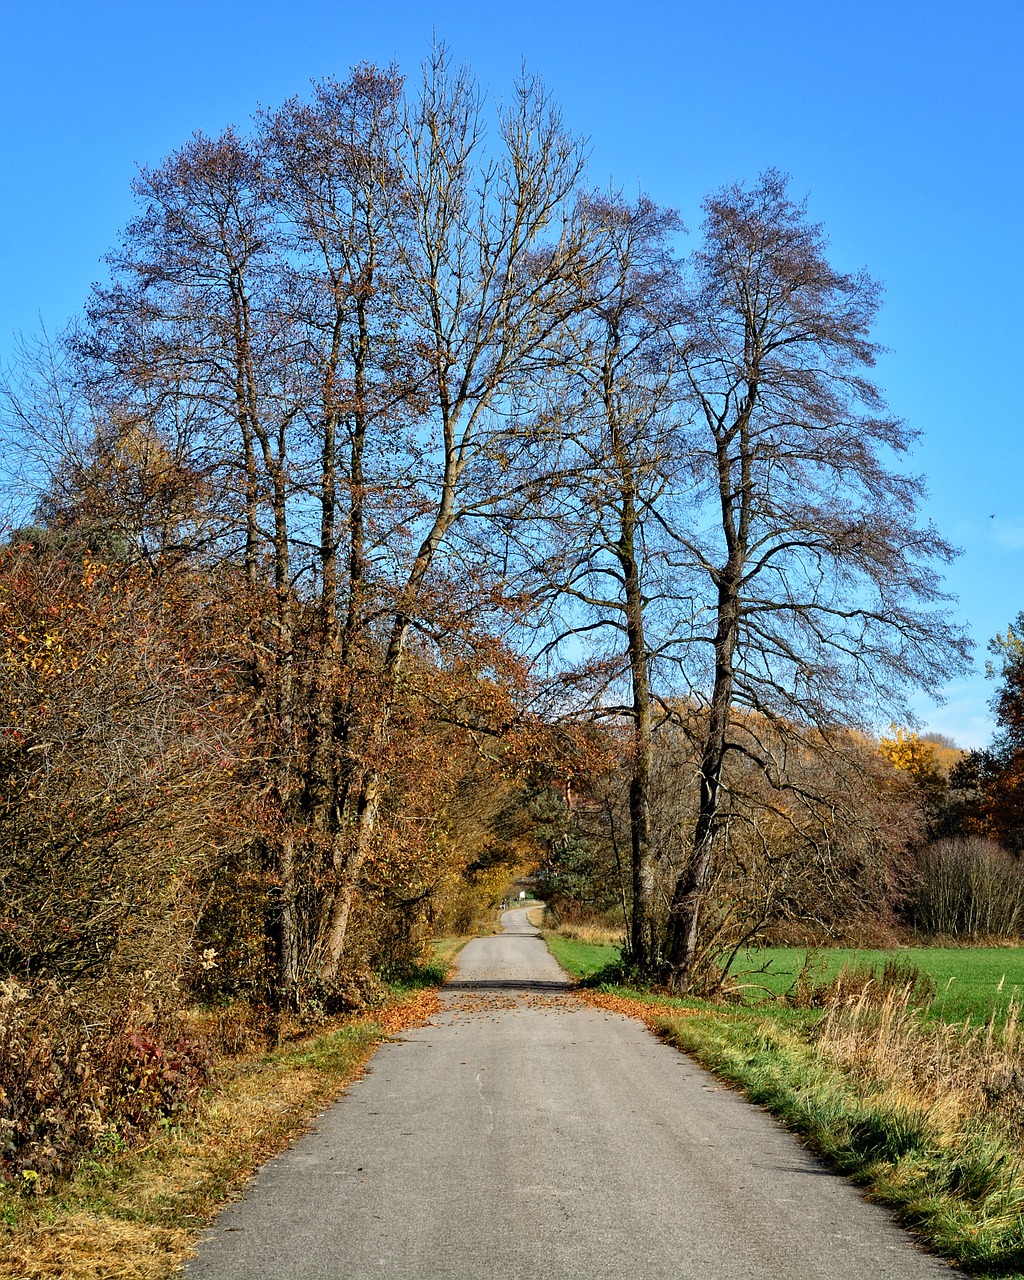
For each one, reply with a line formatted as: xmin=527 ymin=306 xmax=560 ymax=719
xmin=185 ymin=1001 xmax=274 ymax=1058
xmin=911 ymin=837 xmax=1024 ymax=939
xmin=789 ymin=956 xmax=936 ymax=1010
xmin=0 ymin=978 xmax=209 ymax=1188
xmin=0 ymin=550 xmax=247 ymax=991
xmin=551 ymin=716 xmax=920 ymax=973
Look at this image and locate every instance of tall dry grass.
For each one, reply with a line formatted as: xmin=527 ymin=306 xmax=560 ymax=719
xmin=816 ymin=984 xmax=1024 ymax=1144
xmin=552 ymin=920 xmax=624 ymax=948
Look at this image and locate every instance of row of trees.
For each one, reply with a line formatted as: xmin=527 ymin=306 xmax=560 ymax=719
xmin=0 ymin=539 xmax=543 ymax=999
xmin=2 ymin=49 xmax=970 ymax=1002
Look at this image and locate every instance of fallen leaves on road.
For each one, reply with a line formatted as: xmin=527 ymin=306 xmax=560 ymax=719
xmin=443 ymin=990 xmax=581 ymax=1021
xmin=577 ymin=989 xmax=701 ymax=1033
xmin=368 ymin=988 xmax=443 ymax=1036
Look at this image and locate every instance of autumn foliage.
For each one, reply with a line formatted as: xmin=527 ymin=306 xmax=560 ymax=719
xmin=0 ymin=545 xmax=247 ymax=986
xmin=0 ymin=48 xmax=990 ymax=1194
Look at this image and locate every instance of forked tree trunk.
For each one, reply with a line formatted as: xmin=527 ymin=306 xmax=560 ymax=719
xmin=276 ymin=830 xmax=302 ymax=1002
xmin=317 ymin=610 xmax=414 ymax=981
xmin=318 ymin=763 xmax=386 ymax=979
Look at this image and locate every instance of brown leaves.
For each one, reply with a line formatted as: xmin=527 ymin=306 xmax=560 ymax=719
xmin=368 ymin=988 xmax=442 ymax=1037
xmin=577 ymin=988 xmax=700 ymax=1032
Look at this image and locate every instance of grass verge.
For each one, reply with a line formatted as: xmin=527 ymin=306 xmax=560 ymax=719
xmin=426 ymin=935 xmax=473 ymax=971
xmin=0 ymin=986 xmax=440 ymax=1280
xmin=658 ymin=1004 xmax=1024 ymax=1277
xmin=543 ymin=930 xmax=620 ymax=981
xmin=545 ymin=923 xmax=1024 ymax=1276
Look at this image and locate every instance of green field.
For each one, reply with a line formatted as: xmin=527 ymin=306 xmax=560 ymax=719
xmin=734 ymin=946 xmax=1024 ymax=1022
xmin=544 ymin=932 xmax=619 ymax=981
xmin=546 ymin=932 xmax=1024 ymax=1024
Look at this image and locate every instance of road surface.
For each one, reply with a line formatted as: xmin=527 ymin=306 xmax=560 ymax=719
xmin=184 ymin=908 xmax=960 ymax=1279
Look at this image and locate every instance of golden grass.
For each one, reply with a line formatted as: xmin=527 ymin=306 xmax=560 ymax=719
xmin=428 ymin=935 xmax=472 ymax=970
xmin=553 ymin=921 xmax=624 ymax=948
xmin=2 ymin=1215 xmax=189 ymax=1280
xmin=816 ymin=988 xmax=1024 ymax=1142
xmin=0 ymin=988 xmax=440 ymax=1280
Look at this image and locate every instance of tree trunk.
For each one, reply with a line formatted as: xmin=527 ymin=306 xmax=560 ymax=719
xmin=317 ymin=609 xmax=414 ymax=981
xmin=276 ymin=829 xmax=301 ymax=1003
xmin=664 ymin=570 xmax=739 ymax=992
xmin=619 ymin=487 xmax=657 ymax=970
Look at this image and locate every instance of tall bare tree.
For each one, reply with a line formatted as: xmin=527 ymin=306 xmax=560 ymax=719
xmin=310 ymin=50 xmax=594 ymax=975
xmin=661 ymin=172 xmax=970 ymax=990
xmin=527 ymin=194 xmax=689 ymax=968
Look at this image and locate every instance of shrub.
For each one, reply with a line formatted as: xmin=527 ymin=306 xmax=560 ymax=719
xmin=911 ymin=837 xmax=1024 ymax=938
xmin=789 ymin=955 xmax=936 ymax=1010
xmin=0 ymin=979 xmax=209 ymax=1187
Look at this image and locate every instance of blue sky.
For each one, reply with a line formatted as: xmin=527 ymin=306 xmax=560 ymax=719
xmin=3 ymin=0 xmax=1021 ymax=747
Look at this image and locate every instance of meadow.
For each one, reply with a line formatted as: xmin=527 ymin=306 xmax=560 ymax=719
xmin=545 ymin=929 xmax=1024 ymax=1024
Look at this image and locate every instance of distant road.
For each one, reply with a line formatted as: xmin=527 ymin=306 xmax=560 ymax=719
xmin=185 ymin=908 xmax=960 ymax=1279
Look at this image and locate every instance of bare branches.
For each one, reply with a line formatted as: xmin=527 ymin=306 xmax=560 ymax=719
xmin=661 ymin=172 xmax=970 ymax=989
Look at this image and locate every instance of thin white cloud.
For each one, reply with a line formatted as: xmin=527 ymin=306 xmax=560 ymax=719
xmin=908 ymin=679 xmax=994 ymax=751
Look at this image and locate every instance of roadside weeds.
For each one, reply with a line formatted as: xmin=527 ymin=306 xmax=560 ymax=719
xmin=0 ymin=987 xmax=440 ymax=1280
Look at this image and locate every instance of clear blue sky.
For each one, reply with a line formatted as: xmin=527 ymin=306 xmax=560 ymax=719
xmin=3 ymin=0 xmax=1021 ymax=747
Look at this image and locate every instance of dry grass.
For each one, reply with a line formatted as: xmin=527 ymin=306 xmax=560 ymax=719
xmin=816 ymin=987 xmax=1024 ymax=1143
xmin=428 ymin=936 xmax=472 ymax=971
xmin=2 ymin=1215 xmax=189 ymax=1280
xmin=0 ymin=988 xmax=440 ymax=1280
xmin=552 ymin=920 xmax=624 ymax=948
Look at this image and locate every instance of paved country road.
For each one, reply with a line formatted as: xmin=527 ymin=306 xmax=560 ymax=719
xmin=184 ymin=909 xmax=961 ymax=1279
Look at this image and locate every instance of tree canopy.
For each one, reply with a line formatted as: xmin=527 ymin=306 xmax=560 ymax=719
xmin=0 ymin=50 xmax=972 ymax=1006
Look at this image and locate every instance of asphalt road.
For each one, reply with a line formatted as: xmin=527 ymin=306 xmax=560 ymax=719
xmin=184 ymin=909 xmax=961 ymax=1279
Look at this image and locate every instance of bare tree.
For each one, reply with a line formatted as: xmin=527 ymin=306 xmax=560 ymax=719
xmin=311 ymin=49 xmax=593 ymax=975
xmin=526 ymin=194 xmax=689 ymax=969
xmin=2 ymin=64 xmax=972 ymax=1011
xmin=661 ymin=172 xmax=970 ymax=990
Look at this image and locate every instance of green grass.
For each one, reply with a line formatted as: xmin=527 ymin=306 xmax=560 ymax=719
xmin=731 ymin=946 xmax=1024 ymax=1023
xmin=543 ymin=932 xmax=620 ymax=980
xmin=269 ymin=1021 xmax=383 ymax=1072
